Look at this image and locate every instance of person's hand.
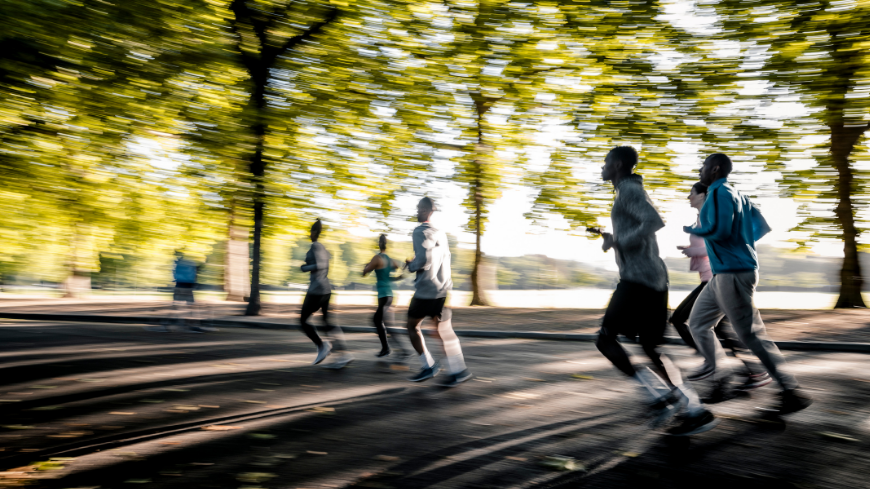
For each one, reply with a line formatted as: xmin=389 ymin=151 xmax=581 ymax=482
xmin=404 ymin=258 xmax=412 ymax=270
xmin=676 ymin=245 xmax=687 ymax=250
xmin=682 ymin=225 xmax=693 ymax=234
xmin=601 ymin=232 xmax=614 ymax=252
xmin=681 ymin=248 xmax=690 ymax=256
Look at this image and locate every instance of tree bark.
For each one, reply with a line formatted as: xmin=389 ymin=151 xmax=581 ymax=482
xmin=245 ymin=195 xmax=264 ymax=314
xmin=831 ymin=121 xmax=868 ymax=308
xmin=225 ymin=219 xmax=250 ymax=302
xmin=468 ymin=96 xmax=496 ymax=306
xmin=470 ymin=182 xmax=488 ymax=305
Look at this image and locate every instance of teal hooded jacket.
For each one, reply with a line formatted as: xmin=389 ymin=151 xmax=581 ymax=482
xmin=684 ymin=178 xmax=771 ymax=275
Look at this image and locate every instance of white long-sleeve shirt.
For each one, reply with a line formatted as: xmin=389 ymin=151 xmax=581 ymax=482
xmin=407 ymin=222 xmax=452 ymax=299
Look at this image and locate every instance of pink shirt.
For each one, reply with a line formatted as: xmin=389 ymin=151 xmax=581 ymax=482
xmin=685 ymin=217 xmax=713 ymax=282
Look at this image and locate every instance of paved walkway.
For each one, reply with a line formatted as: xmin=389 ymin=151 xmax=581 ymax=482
xmin=0 ymin=320 xmax=866 ymax=488
xmin=1 ymin=297 xmax=870 ymax=343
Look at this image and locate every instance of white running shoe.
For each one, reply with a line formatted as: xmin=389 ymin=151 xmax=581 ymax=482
xmin=323 ymin=353 xmax=354 ymax=370
xmin=313 ymin=341 xmax=332 ymax=365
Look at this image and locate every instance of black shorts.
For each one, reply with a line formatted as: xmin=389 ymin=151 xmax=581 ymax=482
xmin=599 ymin=281 xmax=668 ymax=345
xmin=173 ymin=284 xmax=195 ymax=303
xmin=408 ymin=297 xmax=451 ymax=321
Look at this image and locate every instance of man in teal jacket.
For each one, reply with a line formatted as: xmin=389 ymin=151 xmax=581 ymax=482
xmin=684 ymin=153 xmax=812 ymax=415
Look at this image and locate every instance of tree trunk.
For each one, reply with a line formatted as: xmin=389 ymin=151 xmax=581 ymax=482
xmin=470 ymin=183 xmax=488 ymax=305
xmin=469 ymin=95 xmax=496 ymax=307
xmin=245 ymin=195 xmax=264 ymax=315
xmin=225 ymin=221 xmax=250 ymax=302
xmin=831 ymin=122 xmax=868 ymax=308
xmin=230 ymin=1 xmax=336 ymax=316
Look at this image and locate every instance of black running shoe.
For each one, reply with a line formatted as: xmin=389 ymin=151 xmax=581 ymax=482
xmin=776 ymin=388 xmax=813 ymax=415
xmin=667 ymin=409 xmax=720 ymax=436
xmin=409 ymin=362 xmax=441 ymax=382
xmin=702 ymin=380 xmax=736 ymax=404
xmin=647 ymin=392 xmax=679 ymax=428
xmin=376 ymin=348 xmax=391 ymax=358
xmin=439 ymin=369 xmax=472 ymax=387
xmin=686 ymin=363 xmax=715 ymax=382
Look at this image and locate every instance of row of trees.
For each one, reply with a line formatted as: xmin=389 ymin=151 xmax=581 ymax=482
xmin=1 ymin=0 xmax=869 ymax=309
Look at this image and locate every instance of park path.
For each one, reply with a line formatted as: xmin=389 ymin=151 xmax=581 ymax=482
xmin=0 ymin=319 xmax=866 ymax=488
xmin=2 ymin=296 xmax=870 ymax=343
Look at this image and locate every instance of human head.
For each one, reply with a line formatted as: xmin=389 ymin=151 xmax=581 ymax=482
xmin=601 ymin=146 xmax=638 ymax=182
xmin=417 ymin=196 xmax=436 ymax=223
xmin=689 ymin=182 xmax=708 ymax=210
xmin=378 ymin=233 xmax=387 ymax=251
xmin=700 ymin=153 xmax=732 ymax=186
xmin=310 ymin=219 xmax=322 ymax=242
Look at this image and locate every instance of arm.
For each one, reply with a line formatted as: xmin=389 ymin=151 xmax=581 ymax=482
xmin=362 ymin=255 xmax=382 ymax=276
xmin=682 ymin=246 xmax=707 ymax=257
xmin=685 ymin=189 xmax=733 ymax=240
xmin=614 ymin=190 xmax=665 ymax=250
xmin=300 ymin=246 xmax=317 ymax=272
xmin=406 ymin=228 xmax=432 ymax=273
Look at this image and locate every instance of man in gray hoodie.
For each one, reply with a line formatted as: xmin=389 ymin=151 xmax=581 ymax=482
xmin=597 ymin=146 xmax=717 ymax=436
xmin=404 ymin=197 xmax=472 ymax=387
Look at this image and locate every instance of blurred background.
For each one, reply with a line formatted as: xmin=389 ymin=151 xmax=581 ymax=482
xmin=2 ymin=0 xmax=870 ymax=312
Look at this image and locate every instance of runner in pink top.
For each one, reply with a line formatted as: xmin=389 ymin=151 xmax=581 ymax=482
xmin=669 ymin=182 xmax=770 ymax=402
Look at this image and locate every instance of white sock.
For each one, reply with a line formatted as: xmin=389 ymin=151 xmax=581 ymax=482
xmin=446 ymin=354 xmax=467 ymax=375
xmin=420 ymin=351 xmax=435 ymax=369
xmin=675 ymin=383 xmax=705 ymax=417
xmin=633 ymin=368 xmax=670 ymax=403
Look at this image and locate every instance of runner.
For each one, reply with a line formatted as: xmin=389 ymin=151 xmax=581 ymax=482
xmin=362 ymin=234 xmax=408 ymax=358
xmin=151 ymin=252 xmax=208 ymax=333
xmin=404 ymin=197 xmax=472 ymax=387
xmin=595 ymin=146 xmax=717 ymax=436
xmin=684 ymin=153 xmax=812 ymax=415
xmin=670 ymin=182 xmax=770 ymax=402
xmin=300 ymin=219 xmax=353 ymax=369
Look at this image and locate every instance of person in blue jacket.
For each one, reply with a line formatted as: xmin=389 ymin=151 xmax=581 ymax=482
xmin=684 ymin=153 xmax=812 ymax=415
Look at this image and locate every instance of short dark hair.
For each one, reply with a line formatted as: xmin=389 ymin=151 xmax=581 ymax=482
xmin=691 ymin=182 xmax=708 ymax=195
xmin=378 ymin=234 xmax=387 ymax=250
xmin=419 ymin=196 xmax=436 ymax=211
xmin=609 ymin=146 xmax=638 ymax=174
xmin=311 ymin=219 xmax=322 ymax=235
xmin=706 ymin=153 xmax=732 ymax=176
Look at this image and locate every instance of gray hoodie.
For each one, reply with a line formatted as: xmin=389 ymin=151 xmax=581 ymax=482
xmin=301 ymin=242 xmax=332 ymax=295
xmin=610 ymin=174 xmax=669 ymax=292
xmin=407 ymin=222 xmax=452 ymax=299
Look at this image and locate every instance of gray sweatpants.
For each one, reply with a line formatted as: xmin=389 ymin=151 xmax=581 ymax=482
xmin=688 ymin=270 xmax=798 ymax=390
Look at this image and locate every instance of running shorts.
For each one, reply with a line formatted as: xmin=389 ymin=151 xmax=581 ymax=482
xmin=408 ymin=297 xmax=451 ymax=321
xmin=174 ymin=282 xmax=195 ymax=303
xmin=599 ymin=280 xmax=667 ymax=345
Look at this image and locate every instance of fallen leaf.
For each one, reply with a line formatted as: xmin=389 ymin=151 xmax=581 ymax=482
xmin=818 ymin=432 xmax=858 ymax=442
xmin=505 ymin=456 xmax=527 ymax=462
xmin=540 ymin=456 xmax=585 ymax=472
xmin=202 ymin=425 xmax=240 ymax=431
xmin=374 ymin=455 xmax=399 ymax=462
xmin=109 ymin=412 xmax=135 ymax=416
xmin=307 ymin=451 xmax=328 ymax=456
xmin=571 ymin=374 xmax=594 ymax=380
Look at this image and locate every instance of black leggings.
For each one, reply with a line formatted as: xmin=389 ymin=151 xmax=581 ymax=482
xmin=300 ymin=293 xmax=345 ymax=351
xmin=373 ymin=296 xmax=404 ymax=352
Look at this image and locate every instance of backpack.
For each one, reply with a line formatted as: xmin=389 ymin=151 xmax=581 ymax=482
xmin=744 ymin=195 xmax=771 ymax=242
